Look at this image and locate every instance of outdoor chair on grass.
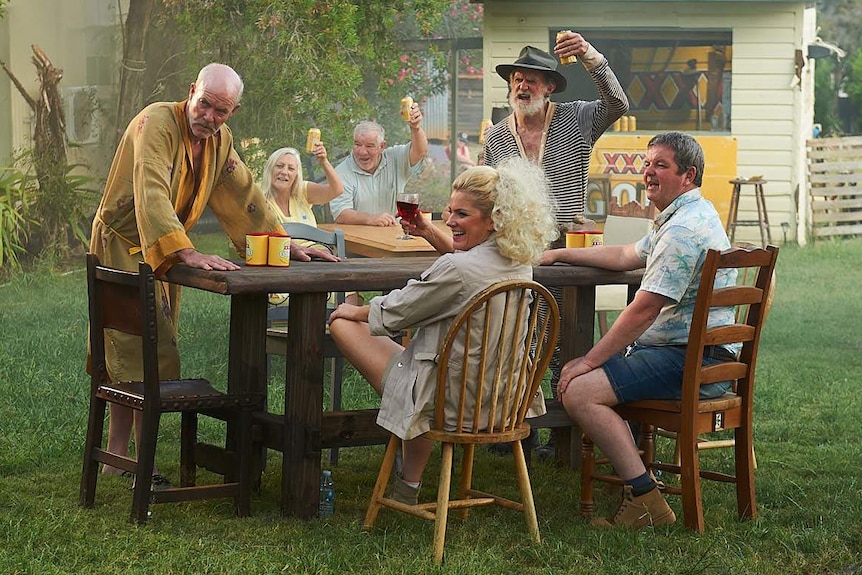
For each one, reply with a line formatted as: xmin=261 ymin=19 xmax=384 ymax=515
xmin=265 ymin=222 xmax=346 ymax=464
xmin=595 ymin=198 xmax=655 ymax=336
xmin=364 ymin=280 xmax=560 ymax=564
xmin=580 ymin=245 xmax=779 ymax=532
xmin=80 ymin=254 xmax=262 ymax=523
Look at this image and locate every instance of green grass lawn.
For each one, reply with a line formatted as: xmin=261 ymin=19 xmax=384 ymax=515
xmin=0 ymin=235 xmax=860 ymax=574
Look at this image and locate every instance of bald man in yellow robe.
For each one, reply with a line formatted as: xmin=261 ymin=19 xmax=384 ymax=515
xmin=90 ymin=63 xmax=336 ymax=479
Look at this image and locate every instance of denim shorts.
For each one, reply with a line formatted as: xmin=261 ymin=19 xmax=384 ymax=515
xmin=602 ymin=343 xmax=736 ymax=403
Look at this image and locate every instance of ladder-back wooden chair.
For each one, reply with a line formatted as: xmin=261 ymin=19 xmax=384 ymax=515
xmin=580 ymin=245 xmax=779 ymax=532
xmin=80 ymin=254 xmax=263 ymax=523
xmin=364 ymin=280 xmax=560 ymax=564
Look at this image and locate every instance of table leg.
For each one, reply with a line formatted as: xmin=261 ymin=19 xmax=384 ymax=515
xmin=282 ymin=292 xmax=327 ymax=519
xmin=226 ymin=293 xmax=268 ymax=481
xmin=554 ymin=285 xmax=595 ymax=469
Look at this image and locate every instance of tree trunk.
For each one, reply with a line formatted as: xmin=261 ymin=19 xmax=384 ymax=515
xmin=115 ymin=0 xmax=156 ymax=145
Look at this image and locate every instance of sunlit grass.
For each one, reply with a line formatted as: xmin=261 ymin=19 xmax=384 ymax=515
xmin=1 ymin=237 xmax=861 ymax=573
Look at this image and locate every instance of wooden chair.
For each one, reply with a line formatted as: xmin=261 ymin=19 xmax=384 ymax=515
xmin=79 ymin=254 xmax=262 ymax=523
xmin=595 ymin=199 xmax=656 ymax=336
xmin=580 ymin=245 xmax=779 ymax=532
xmin=364 ymin=280 xmax=560 ymax=564
xmin=656 ymin=246 xmax=776 ymax=468
xmin=265 ymin=222 xmax=346 ymax=464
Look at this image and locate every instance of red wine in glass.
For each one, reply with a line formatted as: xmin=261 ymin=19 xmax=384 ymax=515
xmin=396 ymin=200 xmax=419 ymax=222
xmin=395 ymin=193 xmax=419 ymax=239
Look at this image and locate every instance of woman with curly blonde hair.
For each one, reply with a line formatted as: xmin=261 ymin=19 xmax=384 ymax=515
xmin=329 ymin=157 xmax=557 ymax=505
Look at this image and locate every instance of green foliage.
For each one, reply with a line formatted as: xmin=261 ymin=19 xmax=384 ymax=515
xmin=814 ymin=58 xmax=839 ymax=135
xmin=845 ymin=48 xmax=862 ymax=117
xmin=158 ymin=0 xmax=474 ymax=157
xmin=0 ymin=166 xmax=37 ymax=271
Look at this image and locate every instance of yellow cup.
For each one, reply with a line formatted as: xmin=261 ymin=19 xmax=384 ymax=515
xmin=267 ymin=234 xmax=291 ymax=267
xmin=565 ymin=231 xmax=587 ymax=249
xmin=585 ymin=232 xmax=604 ymax=247
xmin=245 ymin=233 xmax=269 ymax=265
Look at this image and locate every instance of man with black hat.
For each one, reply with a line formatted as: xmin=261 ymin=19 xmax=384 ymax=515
xmin=486 ymin=32 xmax=629 ymax=456
xmin=401 ymin=33 xmax=628 ymax=457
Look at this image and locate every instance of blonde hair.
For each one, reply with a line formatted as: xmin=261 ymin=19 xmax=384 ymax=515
xmin=452 ymin=158 xmax=558 ymax=264
xmin=261 ymin=147 xmax=310 ymax=214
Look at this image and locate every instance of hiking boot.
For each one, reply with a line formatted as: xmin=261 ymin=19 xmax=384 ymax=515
xmin=591 ymin=486 xmax=676 ymax=529
xmin=386 ymin=472 xmax=420 ymax=506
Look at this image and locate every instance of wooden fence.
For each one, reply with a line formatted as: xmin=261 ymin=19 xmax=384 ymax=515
xmin=807 ymin=136 xmax=862 ymax=240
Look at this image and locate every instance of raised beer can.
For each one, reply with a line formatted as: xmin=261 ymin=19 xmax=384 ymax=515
xmin=400 ymin=97 xmax=414 ymax=121
xmin=556 ymin=31 xmax=577 ymax=65
xmin=478 ymin=118 xmax=492 ymax=144
xmin=306 ymin=128 xmax=321 ymax=153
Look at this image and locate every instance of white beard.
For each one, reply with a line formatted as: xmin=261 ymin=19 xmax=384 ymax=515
xmin=509 ymin=92 xmax=549 ymax=117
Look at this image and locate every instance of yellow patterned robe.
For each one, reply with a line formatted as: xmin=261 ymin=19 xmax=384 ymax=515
xmin=89 ymin=100 xmax=283 ymax=382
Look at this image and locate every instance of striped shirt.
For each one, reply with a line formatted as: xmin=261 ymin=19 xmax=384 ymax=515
xmin=483 ymin=59 xmax=629 ymax=224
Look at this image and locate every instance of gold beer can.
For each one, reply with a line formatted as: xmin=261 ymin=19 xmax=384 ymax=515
xmin=400 ymin=97 xmax=414 ymax=121
xmin=478 ymin=118 xmax=492 ymax=144
xmin=556 ymin=31 xmax=577 ymax=65
xmin=628 ymin=115 xmax=637 ymax=131
xmin=619 ymin=116 xmax=630 ymax=132
xmin=305 ymin=128 xmax=321 ymax=153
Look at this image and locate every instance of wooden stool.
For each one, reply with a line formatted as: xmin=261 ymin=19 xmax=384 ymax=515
xmin=726 ymin=178 xmax=772 ymax=246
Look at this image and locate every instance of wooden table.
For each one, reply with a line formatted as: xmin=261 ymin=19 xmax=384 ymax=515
xmin=319 ymin=222 xmax=449 ymax=258
xmin=165 ymin=258 xmax=643 ymax=519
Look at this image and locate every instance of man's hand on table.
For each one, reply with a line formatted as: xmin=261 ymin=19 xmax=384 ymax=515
xmin=371 ymin=213 xmax=398 ymax=227
xmin=177 ymin=248 xmax=240 ymax=271
xmin=290 ymin=244 xmax=340 ymax=262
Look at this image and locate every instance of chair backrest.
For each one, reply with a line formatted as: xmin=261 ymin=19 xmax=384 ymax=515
xmin=433 ymin=280 xmax=560 ymax=435
xmin=87 ymin=253 xmax=159 ymax=394
xmin=682 ymin=245 xmax=779 ymax=412
xmin=281 ymin=222 xmax=346 ymax=260
xmin=269 ymin=223 xmax=347 ymax=324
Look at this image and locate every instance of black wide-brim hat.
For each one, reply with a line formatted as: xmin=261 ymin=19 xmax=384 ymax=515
xmin=495 ymin=45 xmax=567 ymax=93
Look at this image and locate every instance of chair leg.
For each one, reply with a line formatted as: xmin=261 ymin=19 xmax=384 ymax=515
xmin=364 ymin=435 xmax=400 ymax=529
xmin=433 ymin=442 xmax=455 ymax=565
xmin=734 ymin=426 xmax=757 ymax=520
xmin=597 ymin=311 xmax=610 ymax=337
xmin=678 ymin=427 xmax=705 ymax=532
xmin=180 ymin=412 xmax=198 ymax=487
xmin=579 ymin=433 xmax=596 ymax=517
xmin=79 ymin=395 xmax=107 ymax=508
xmin=131 ymin=410 xmax=160 ymax=524
xmin=512 ymin=439 xmax=540 ymax=544
xmin=457 ymin=444 xmax=475 ymax=520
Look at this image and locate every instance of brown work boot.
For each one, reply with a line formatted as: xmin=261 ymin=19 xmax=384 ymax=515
xmin=386 ymin=472 xmax=420 ymax=506
xmin=591 ymin=486 xmax=676 ymax=529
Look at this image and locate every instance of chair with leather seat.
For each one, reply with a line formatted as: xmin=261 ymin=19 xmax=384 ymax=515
xmin=579 ymin=245 xmax=779 ymax=532
xmin=80 ymin=254 xmax=262 ymax=523
xmin=363 ymin=279 xmax=560 ymax=564
xmin=265 ymin=222 xmax=346 ymax=463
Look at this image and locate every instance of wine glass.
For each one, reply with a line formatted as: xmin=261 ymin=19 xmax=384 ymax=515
xmin=395 ymin=192 xmax=420 ymax=240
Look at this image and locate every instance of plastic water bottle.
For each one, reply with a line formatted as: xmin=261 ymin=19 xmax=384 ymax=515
xmin=319 ymin=470 xmax=335 ymax=518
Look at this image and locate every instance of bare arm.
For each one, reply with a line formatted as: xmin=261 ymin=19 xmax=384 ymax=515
xmin=328 ymin=303 xmax=370 ymax=323
xmin=539 ymin=243 xmax=643 ymax=271
xmin=401 ymin=216 xmax=454 ymax=254
xmin=334 ymin=209 xmax=398 ymax=227
xmin=406 ymin=103 xmax=428 ymax=166
xmin=305 ymin=142 xmax=344 ymax=205
xmin=558 ymin=289 xmax=667 ymax=396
